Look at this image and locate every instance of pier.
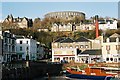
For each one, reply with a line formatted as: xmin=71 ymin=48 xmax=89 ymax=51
xmin=2 ymin=61 xmax=63 ymax=80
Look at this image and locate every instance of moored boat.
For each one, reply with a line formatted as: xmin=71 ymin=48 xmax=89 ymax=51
xmin=66 ymin=66 xmax=118 ymax=80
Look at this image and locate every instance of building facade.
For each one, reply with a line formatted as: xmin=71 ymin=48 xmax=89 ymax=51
xmin=102 ymin=33 xmax=120 ymax=63
xmin=2 ymin=31 xmax=16 ymax=62
xmin=45 ymin=11 xmax=85 ymax=21
xmin=0 ymin=37 xmax=2 ymax=63
xmin=51 ymin=23 xmax=74 ymax=32
xmin=36 ymin=42 xmax=45 ymax=60
xmin=52 ymin=48 xmax=77 ymax=62
xmin=16 ymin=36 xmax=37 ymax=60
xmin=98 ymin=19 xmax=117 ymax=30
xmin=76 ymin=24 xmax=95 ymax=31
xmin=52 ymin=37 xmax=102 ymax=63
xmin=0 ymin=26 xmax=2 ymax=63
xmin=3 ymin=14 xmax=33 ymax=29
xmin=78 ymin=49 xmax=102 ymax=63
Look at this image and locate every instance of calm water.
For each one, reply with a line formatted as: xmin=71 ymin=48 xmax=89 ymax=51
xmin=34 ymin=75 xmax=90 ymax=80
xmin=34 ymin=76 xmax=120 ymax=80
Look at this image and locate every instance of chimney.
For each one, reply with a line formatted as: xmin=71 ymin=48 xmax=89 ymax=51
xmin=95 ymin=15 xmax=99 ymax=38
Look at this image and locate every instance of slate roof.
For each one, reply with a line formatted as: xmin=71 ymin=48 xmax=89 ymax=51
xmin=15 ymin=35 xmax=25 ymax=39
xmin=54 ymin=37 xmax=65 ymax=42
xmin=60 ymin=38 xmax=74 ymax=43
xmin=80 ymin=49 xmax=102 ymax=55
xmin=75 ymin=36 xmax=90 ymax=42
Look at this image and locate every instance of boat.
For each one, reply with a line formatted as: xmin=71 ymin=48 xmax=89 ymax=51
xmin=66 ymin=66 xmax=118 ymax=80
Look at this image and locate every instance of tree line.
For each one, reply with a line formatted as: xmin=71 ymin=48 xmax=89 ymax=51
xmin=1 ymin=28 xmax=119 ymax=49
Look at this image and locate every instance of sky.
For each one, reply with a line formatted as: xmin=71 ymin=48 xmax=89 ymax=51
xmin=1 ymin=2 xmax=119 ymax=21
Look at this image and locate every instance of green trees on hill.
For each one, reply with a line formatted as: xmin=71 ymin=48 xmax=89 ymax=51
xmin=3 ymin=28 xmax=120 ymax=49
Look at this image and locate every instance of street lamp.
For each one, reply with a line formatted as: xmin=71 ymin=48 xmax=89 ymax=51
xmin=26 ymin=47 xmax=29 ymax=67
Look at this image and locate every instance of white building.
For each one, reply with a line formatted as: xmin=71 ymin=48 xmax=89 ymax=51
xmin=102 ymin=33 xmax=120 ymax=63
xmin=51 ymin=23 xmax=73 ymax=32
xmin=99 ymin=20 xmax=117 ymax=30
xmin=16 ymin=36 xmax=37 ymax=60
xmin=76 ymin=24 xmax=95 ymax=31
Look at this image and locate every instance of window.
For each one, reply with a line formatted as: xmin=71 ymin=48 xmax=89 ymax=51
xmin=26 ymin=46 xmax=29 ymax=50
xmin=119 ymin=58 xmax=120 ymax=61
xmin=110 ymin=58 xmax=113 ymax=61
xmin=12 ymin=39 xmax=15 ymax=44
xmin=5 ymin=38 xmax=7 ymax=43
xmin=106 ymin=58 xmax=109 ymax=61
xmin=70 ymin=46 xmax=73 ymax=48
xmin=70 ymin=57 xmax=75 ymax=61
xmin=20 ymin=41 xmax=22 ymax=44
xmin=12 ymin=45 xmax=15 ymax=52
xmin=116 ymin=45 xmax=120 ymax=50
xmin=20 ymin=46 xmax=22 ymax=51
xmin=114 ymin=58 xmax=117 ymax=62
xmin=9 ymin=38 xmax=11 ymax=43
xmin=80 ymin=45 xmax=84 ymax=48
xmin=26 ymin=41 xmax=28 ymax=44
xmin=75 ymin=46 xmax=79 ymax=48
xmin=60 ymin=46 xmax=63 ymax=49
xmin=107 ymin=51 xmax=110 ymax=54
xmin=106 ymin=45 xmax=110 ymax=50
xmin=19 ymin=55 xmax=22 ymax=59
xmin=9 ymin=45 xmax=11 ymax=52
xmin=85 ymin=45 xmax=89 ymax=48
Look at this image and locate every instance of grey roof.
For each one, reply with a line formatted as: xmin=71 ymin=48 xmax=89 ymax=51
xmin=53 ymin=36 xmax=90 ymax=43
xmin=60 ymin=38 xmax=74 ymax=43
xmin=54 ymin=38 xmax=65 ymax=42
xmin=80 ymin=49 xmax=102 ymax=55
xmin=15 ymin=35 xmax=25 ymax=39
xmin=75 ymin=36 xmax=90 ymax=42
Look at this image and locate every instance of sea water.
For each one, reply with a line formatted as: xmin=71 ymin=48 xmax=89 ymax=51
xmin=34 ymin=76 xmax=120 ymax=80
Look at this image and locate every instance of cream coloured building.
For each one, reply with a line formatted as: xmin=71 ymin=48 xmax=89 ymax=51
xmin=51 ymin=23 xmax=73 ymax=32
xmin=52 ymin=48 xmax=77 ymax=62
xmin=52 ymin=37 xmax=102 ymax=63
xmin=102 ymin=33 xmax=120 ymax=63
xmin=3 ymin=14 xmax=33 ymax=29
